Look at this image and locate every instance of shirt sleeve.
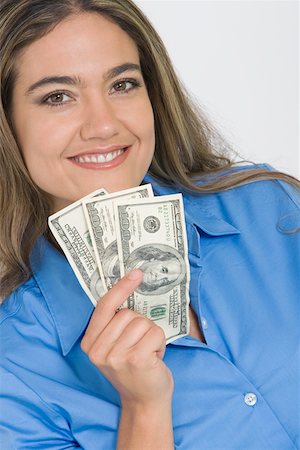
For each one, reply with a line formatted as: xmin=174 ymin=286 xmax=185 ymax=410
xmin=0 ymin=366 xmax=81 ymax=449
xmin=0 ymin=283 xmax=84 ymax=449
xmin=0 ymin=274 xmax=122 ymax=450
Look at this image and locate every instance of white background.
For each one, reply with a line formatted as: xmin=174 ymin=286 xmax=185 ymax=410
xmin=136 ymin=0 xmax=299 ymax=177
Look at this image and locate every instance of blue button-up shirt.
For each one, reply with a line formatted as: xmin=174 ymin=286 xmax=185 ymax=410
xmin=1 ymin=165 xmax=300 ymax=449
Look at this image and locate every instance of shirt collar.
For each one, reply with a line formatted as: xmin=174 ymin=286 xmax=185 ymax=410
xmin=30 ymin=237 xmax=94 ymax=357
xmin=143 ymin=174 xmax=240 ymax=237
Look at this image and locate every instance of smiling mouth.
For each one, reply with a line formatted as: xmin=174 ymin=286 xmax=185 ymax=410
xmin=71 ymin=147 xmax=127 ymax=163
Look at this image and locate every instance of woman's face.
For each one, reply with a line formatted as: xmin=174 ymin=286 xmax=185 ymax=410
xmin=11 ymin=13 xmax=155 ymax=211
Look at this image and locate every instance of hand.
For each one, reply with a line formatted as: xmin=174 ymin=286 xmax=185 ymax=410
xmin=81 ymin=269 xmax=174 ymax=408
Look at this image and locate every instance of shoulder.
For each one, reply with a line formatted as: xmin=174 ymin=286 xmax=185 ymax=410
xmin=194 ymin=163 xmax=299 ymax=202
xmin=1 ymin=275 xmax=52 ymax=320
xmin=184 ymin=164 xmax=300 ymax=230
xmin=145 ymin=164 xmax=300 ymax=235
xmin=0 ymin=276 xmax=58 ymax=358
xmin=1 ymin=236 xmax=94 ymax=358
xmin=221 ymin=163 xmax=299 ymax=204
xmin=147 ymin=163 xmax=300 ymax=207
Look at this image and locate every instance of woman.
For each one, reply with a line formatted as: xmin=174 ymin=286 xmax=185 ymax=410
xmin=0 ymin=1 xmax=299 ymax=449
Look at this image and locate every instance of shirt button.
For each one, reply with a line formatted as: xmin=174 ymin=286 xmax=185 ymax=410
xmin=202 ymin=317 xmax=208 ymax=329
xmin=244 ymin=392 xmax=257 ymax=406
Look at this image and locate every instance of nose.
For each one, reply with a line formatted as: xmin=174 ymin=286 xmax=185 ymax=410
xmin=80 ymin=96 xmax=120 ymax=141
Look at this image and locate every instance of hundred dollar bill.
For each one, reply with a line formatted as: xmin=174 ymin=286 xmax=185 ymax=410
xmin=48 ymin=188 xmax=107 ymax=306
xmin=82 ymin=185 xmax=154 ymax=291
xmin=114 ymin=194 xmax=190 ymax=343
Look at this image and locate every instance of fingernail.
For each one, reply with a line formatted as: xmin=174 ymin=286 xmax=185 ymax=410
xmin=127 ymin=269 xmax=143 ymax=281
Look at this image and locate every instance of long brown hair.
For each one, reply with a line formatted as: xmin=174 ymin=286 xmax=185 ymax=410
xmin=0 ymin=0 xmax=299 ymax=300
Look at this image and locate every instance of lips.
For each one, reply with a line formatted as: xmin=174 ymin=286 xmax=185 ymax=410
xmin=68 ymin=146 xmax=130 ymax=170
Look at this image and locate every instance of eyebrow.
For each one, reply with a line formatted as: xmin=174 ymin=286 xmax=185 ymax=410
xmin=25 ymin=63 xmax=142 ymax=95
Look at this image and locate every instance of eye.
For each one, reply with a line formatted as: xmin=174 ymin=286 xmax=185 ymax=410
xmin=42 ymin=91 xmax=73 ymax=107
xmin=161 ymin=266 xmax=168 ymax=274
xmin=110 ymin=78 xmax=141 ymax=95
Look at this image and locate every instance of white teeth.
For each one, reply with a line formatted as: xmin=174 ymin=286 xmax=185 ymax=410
xmin=97 ymin=154 xmax=106 ymax=163
xmin=74 ymin=148 xmax=125 ymax=164
xmin=105 ymin=152 xmax=114 ymax=162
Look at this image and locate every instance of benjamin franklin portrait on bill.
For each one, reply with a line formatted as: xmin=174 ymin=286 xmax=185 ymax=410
xmin=102 ymin=241 xmax=186 ymax=295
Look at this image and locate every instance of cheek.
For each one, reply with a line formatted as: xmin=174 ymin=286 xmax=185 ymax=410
xmin=12 ymin=108 xmax=44 ymax=158
xmin=131 ymin=97 xmax=155 ymax=146
xmin=139 ymin=106 xmax=155 ymax=162
xmin=15 ymin=113 xmax=70 ymax=164
xmin=144 ymin=102 xmax=155 ymax=141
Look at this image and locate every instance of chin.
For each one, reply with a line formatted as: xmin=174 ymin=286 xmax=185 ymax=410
xmin=103 ymin=178 xmax=142 ymax=194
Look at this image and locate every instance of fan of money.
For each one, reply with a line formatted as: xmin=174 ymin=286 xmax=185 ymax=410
xmin=48 ymin=185 xmax=191 ymax=343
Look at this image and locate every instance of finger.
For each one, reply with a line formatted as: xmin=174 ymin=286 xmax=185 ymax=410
xmin=107 ymin=325 xmax=166 ymax=371
xmin=106 ymin=314 xmax=154 ymax=351
xmin=87 ymin=313 xmax=153 ymax=367
xmin=131 ymin=325 xmax=167 ymax=361
xmin=81 ymin=269 xmax=143 ymax=351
